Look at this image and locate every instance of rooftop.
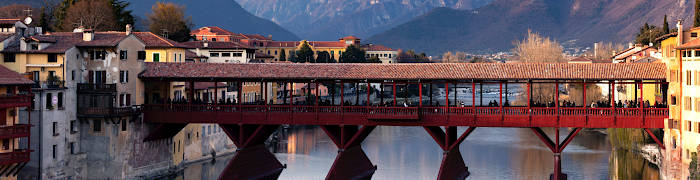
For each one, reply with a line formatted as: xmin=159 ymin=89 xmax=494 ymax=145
xmin=139 ymin=62 xmax=667 ymax=81
xmin=181 ymin=41 xmax=253 ymax=49
xmin=0 ymin=65 xmax=34 ymax=85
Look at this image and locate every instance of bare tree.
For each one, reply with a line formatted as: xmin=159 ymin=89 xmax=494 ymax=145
xmin=512 ymin=30 xmax=565 ymax=63
xmin=62 ymin=0 xmax=116 ymax=31
xmin=587 ymin=42 xmax=626 ymax=60
xmin=147 ymin=2 xmax=193 ymax=42
xmin=441 ymin=51 xmax=469 ymax=63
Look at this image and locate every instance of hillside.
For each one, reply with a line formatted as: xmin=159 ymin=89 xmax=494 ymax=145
xmin=0 ymin=0 xmax=300 ymax=40
xmin=124 ymin=0 xmax=299 ymax=41
xmin=236 ymin=0 xmax=493 ymax=40
xmin=367 ymin=0 xmax=695 ymax=55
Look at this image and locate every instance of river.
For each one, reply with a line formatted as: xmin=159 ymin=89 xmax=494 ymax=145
xmin=173 ymin=126 xmax=660 ymax=180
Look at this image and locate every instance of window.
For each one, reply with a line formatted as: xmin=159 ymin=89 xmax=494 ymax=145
xmin=120 ymin=50 xmax=127 ymax=60
xmin=212 ymin=38 xmax=217 ymax=42
xmin=46 ymin=93 xmax=52 ymax=109
xmin=689 ymin=121 xmax=693 ymax=132
xmin=695 ymin=51 xmax=700 ymax=57
xmin=52 ymin=122 xmax=58 ymax=136
xmin=3 ymin=53 xmax=15 ymax=62
xmin=232 ymin=53 xmax=242 ymax=57
xmin=48 ymin=71 xmax=56 ymax=79
xmin=71 ymin=70 xmax=75 ymax=81
xmin=688 ymin=71 xmax=693 ymax=86
xmin=119 ymin=71 xmax=128 ymax=83
xmin=57 ymin=92 xmax=63 ymax=108
xmin=2 ymin=139 xmax=8 ymax=150
xmin=210 ymin=53 xmax=219 ymax=57
xmin=70 ymin=142 xmax=75 ymax=154
xmin=693 ymin=32 xmax=698 ymax=37
xmin=221 ymin=53 xmax=231 ymax=57
xmin=137 ymin=51 xmax=146 ymax=60
xmin=91 ymin=50 xmax=106 ymax=60
xmin=52 ymin=145 xmax=57 ymax=159
xmin=70 ymin=120 xmax=77 ymax=134
xmin=31 ymin=44 xmax=38 ymax=50
xmin=93 ymin=120 xmax=101 ymax=132
xmin=121 ymin=119 xmax=127 ymax=131
xmin=152 ymin=53 xmax=160 ymax=62
xmin=48 ymin=54 xmax=57 ymax=62
xmin=685 ymin=97 xmax=693 ymax=111
xmin=671 ymin=95 xmax=677 ymax=105
xmin=90 ymin=71 xmax=106 ymax=84
xmin=671 ymin=70 xmax=678 ymax=82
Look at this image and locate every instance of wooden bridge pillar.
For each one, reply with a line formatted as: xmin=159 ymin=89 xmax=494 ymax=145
xmin=530 ymin=127 xmax=581 ymax=180
xmin=424 ymin=126 xmax=476 ymax=180
xmin=218 ymin=124 xmax=283 ymax=180
xmin=321 ymin=125 xmax=377 ymax=180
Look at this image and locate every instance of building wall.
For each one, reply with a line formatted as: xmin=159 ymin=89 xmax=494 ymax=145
xmin=366 ymin=50 xmax=398 ymax=64
xmin=144 ymin=48 xmax=186 ymax=63
xmin=189 ymin=49 xmax=251 ymax=63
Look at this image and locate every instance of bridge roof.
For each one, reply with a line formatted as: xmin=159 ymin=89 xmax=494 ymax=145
xmin=139 ymin=62 xmax=667 ymax=81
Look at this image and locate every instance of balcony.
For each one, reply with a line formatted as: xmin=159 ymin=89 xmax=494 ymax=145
xmin=77 ymin=106 xmax=141 ymax=118
xmin=0 ymin=149 xmax=31 ymax=166
xmin=32 ymin=81 xmax=64 ymax=89
xmin=0 ymin=94 xmax=32 ymax=109
xmin=77 ymin=83 xmax=116 ymax=93
xmin=0 ymin=124 xmax=31 ymax=139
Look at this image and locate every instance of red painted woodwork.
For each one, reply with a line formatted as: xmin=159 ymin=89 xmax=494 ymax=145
xmin=0 ymin=149 xmax=31 ymax=166
xmin=219 ymin=124 xmax=283 ymax=180
xmin=321 ymin=125 xmax=377 ymax=180
xmin=142 ymin=105 xmax=667 ymax=128
xmin=531 ymin=127 xmax=581 ymax=180
xmin=0 ymin=94 xmax=31 ymax=109
xmin=424 ymin=126 xmax=476 ymax=180
xmin=0 ymin=124 xmax=31 ymax=139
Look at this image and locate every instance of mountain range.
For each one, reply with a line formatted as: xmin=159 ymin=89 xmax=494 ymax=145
xmin=235 ymin=0 xmax=493 ymax=40
xmin=366 ymin=0 xmax=696 ymax=55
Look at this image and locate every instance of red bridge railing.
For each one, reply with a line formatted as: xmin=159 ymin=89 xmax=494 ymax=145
xmin=143 ymin=104 xmax=668 ymax=118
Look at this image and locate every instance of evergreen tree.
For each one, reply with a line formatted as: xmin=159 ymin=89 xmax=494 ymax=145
xmin=367 ymin=56 xmax=381 ymax=63
xmin=634 ymin=22 xmax=663 ymax=46
xmin=295 ymin=41 xmax=314 ymax=63
xmin=339 ymin=45 xmax=366 ymax=63
xmin=316 ymin=51 xmax=330 ymax=63
xmin=109 ymin=0 xmax=135 ymax=29
xmin=663 ymin=14 xmax=670 ymax=34
xmin=696 ymin=0 xmax=700 ymax=27
xmin=37 ymin=6 xmax=52 ymax=32
xmin=279 ymin=50 xmax=286 ymax=62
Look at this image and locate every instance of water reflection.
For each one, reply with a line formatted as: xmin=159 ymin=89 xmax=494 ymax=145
xmin=175 ymin=126 xmax=659 ymax=180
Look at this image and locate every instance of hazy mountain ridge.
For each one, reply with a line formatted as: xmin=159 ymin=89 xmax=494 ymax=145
xmin=367 ymin=0 xmax=695 ymax=55
xmin=235 ymin=0 xmax=493 ymax=40
xmin=0 ymin=0 xmax=300 ymax=41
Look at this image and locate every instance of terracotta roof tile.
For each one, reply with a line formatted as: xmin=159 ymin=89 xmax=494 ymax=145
xmin=191 ymin=26 xmax=237 ymax=35
xmin=0 ymin=65 xmax=34 ymax=85
xmin=139 ymin=63 xmax=667 ymax=81
xmin=133 ymin=32 xmax=185 ymax=48
xmin=364 ymin=44 xmax=394 ymax=51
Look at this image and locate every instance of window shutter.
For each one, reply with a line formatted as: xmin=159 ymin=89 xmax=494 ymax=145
xmin=101 ymin=72 xmax=106 ymax=84
xmin=126 ymin=71 xmax=129 ymax=82
xmin=119 ymin=94 xmax=124 ymax=107
xmin=126 ymin=94 xmax=131 ymax=106
xmin=119 ymin=71 xmax=124 ymax=83
xmin=88 ymin=71 xmax=94 ymax=84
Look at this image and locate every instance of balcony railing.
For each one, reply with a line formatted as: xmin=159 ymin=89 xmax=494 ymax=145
xmin=0 ymin=149 xmax=31 ymax=166
xmin=0 ymin=124 xmax=31 ymax=139
xmin=77 ymin=83 xmax=117 ymax=93
xmin=0 ymin=94 xmax=32 ymax=109
xmin=32 ymin=81 xmax=64 ymax=89
xmin=77 ymin=106 xmax=141 ymax=118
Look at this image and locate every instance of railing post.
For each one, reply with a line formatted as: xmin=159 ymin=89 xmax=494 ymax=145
xmin=393 ymin=82 xmax=396 ymax=107
xmin=555 ymin=81 xmax=559 ymax=125
xmin=640 ymin=81 xmax=644 ymax=126
xmin=583 ymin=81 xmax=587 ymax=125
xmin=419 ymin=82 xmax=423 ymax=107
xmin=611 ymin=81 xmax=616 ymax=125
xmin=367 ymin=81 xmax=370 ymax=107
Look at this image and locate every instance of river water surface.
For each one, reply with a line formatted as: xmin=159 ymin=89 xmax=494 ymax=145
xmin=174 ymin=126 xmax=660 ymax=180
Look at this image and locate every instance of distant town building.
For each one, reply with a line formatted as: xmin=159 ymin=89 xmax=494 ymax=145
xmin=190 ymin=26 xmax=399 ymax=63
xmin=612 ymin=44 xmax=659 ymax=63
xmin=181 ymin=41 xmax=256 ymax=63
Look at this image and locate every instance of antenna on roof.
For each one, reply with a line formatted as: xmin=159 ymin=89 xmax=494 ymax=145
xmin=161 ymin=29 xmax=169 ymax=38
xmin=23 ymin=8 xmax=32 ymax=17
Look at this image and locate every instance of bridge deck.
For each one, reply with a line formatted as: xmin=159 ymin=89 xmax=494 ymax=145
xmin=143 ymin=105 xmax=666 ymax=128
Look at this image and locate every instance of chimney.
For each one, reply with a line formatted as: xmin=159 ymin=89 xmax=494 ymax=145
xmin=126 ymin=24 xmax=132 ymax=35
xmin=83 ymin=29 xmax=94 ymax=41
xmin=677 ymin=19 xmax=684 ymax=46
xmin=203 ymin=42 xmax=208 ymax=48
xmin=593 ymin=42 xmax=598 ymax=58
xmin=267 ymin=35 xmax=272 ymax=39
xmin=628 ymin=43 xmax=633 ymax=48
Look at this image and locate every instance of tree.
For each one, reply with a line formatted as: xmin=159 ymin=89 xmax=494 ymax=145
xmin=367 ymin=56 xmax=381 ymax=63
xmin=147 ymin=2 xmax=193 ymax=42
xmin=295 ymin=41 xmax=314 ymax=63
xmin=512 ymin=30 xmax=565 ymax=63
xmin=696 ymin=0 xmax=700 ymax=27
xmin=109 ymin=0 xmax=134 ymax=29
xmin=62 ymin=0 xmax=117 ymax=31
xmin=441 ymin=51 xmax=468 ymax=63
xmin=0 ymin=4 xmax=33 ymax=19
xmin=396 ymin=50 xmax=430 ymax=63
xmin=634 ymin=23 xmax=663 ymax=47
xmin=339 ymin=45 xmax=366 ymax=63
xmin=469 ymin=56 xmax=492 ymax=63
xmin=316 ymin=51 xmax=330 ymax=63
xmin=587 ymin=42 xmax=625 ymax=60
xmin=663 ymin=14 xmax=670 ymax=34
xmin=279 ymin=50 xmax=286 ymax=62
